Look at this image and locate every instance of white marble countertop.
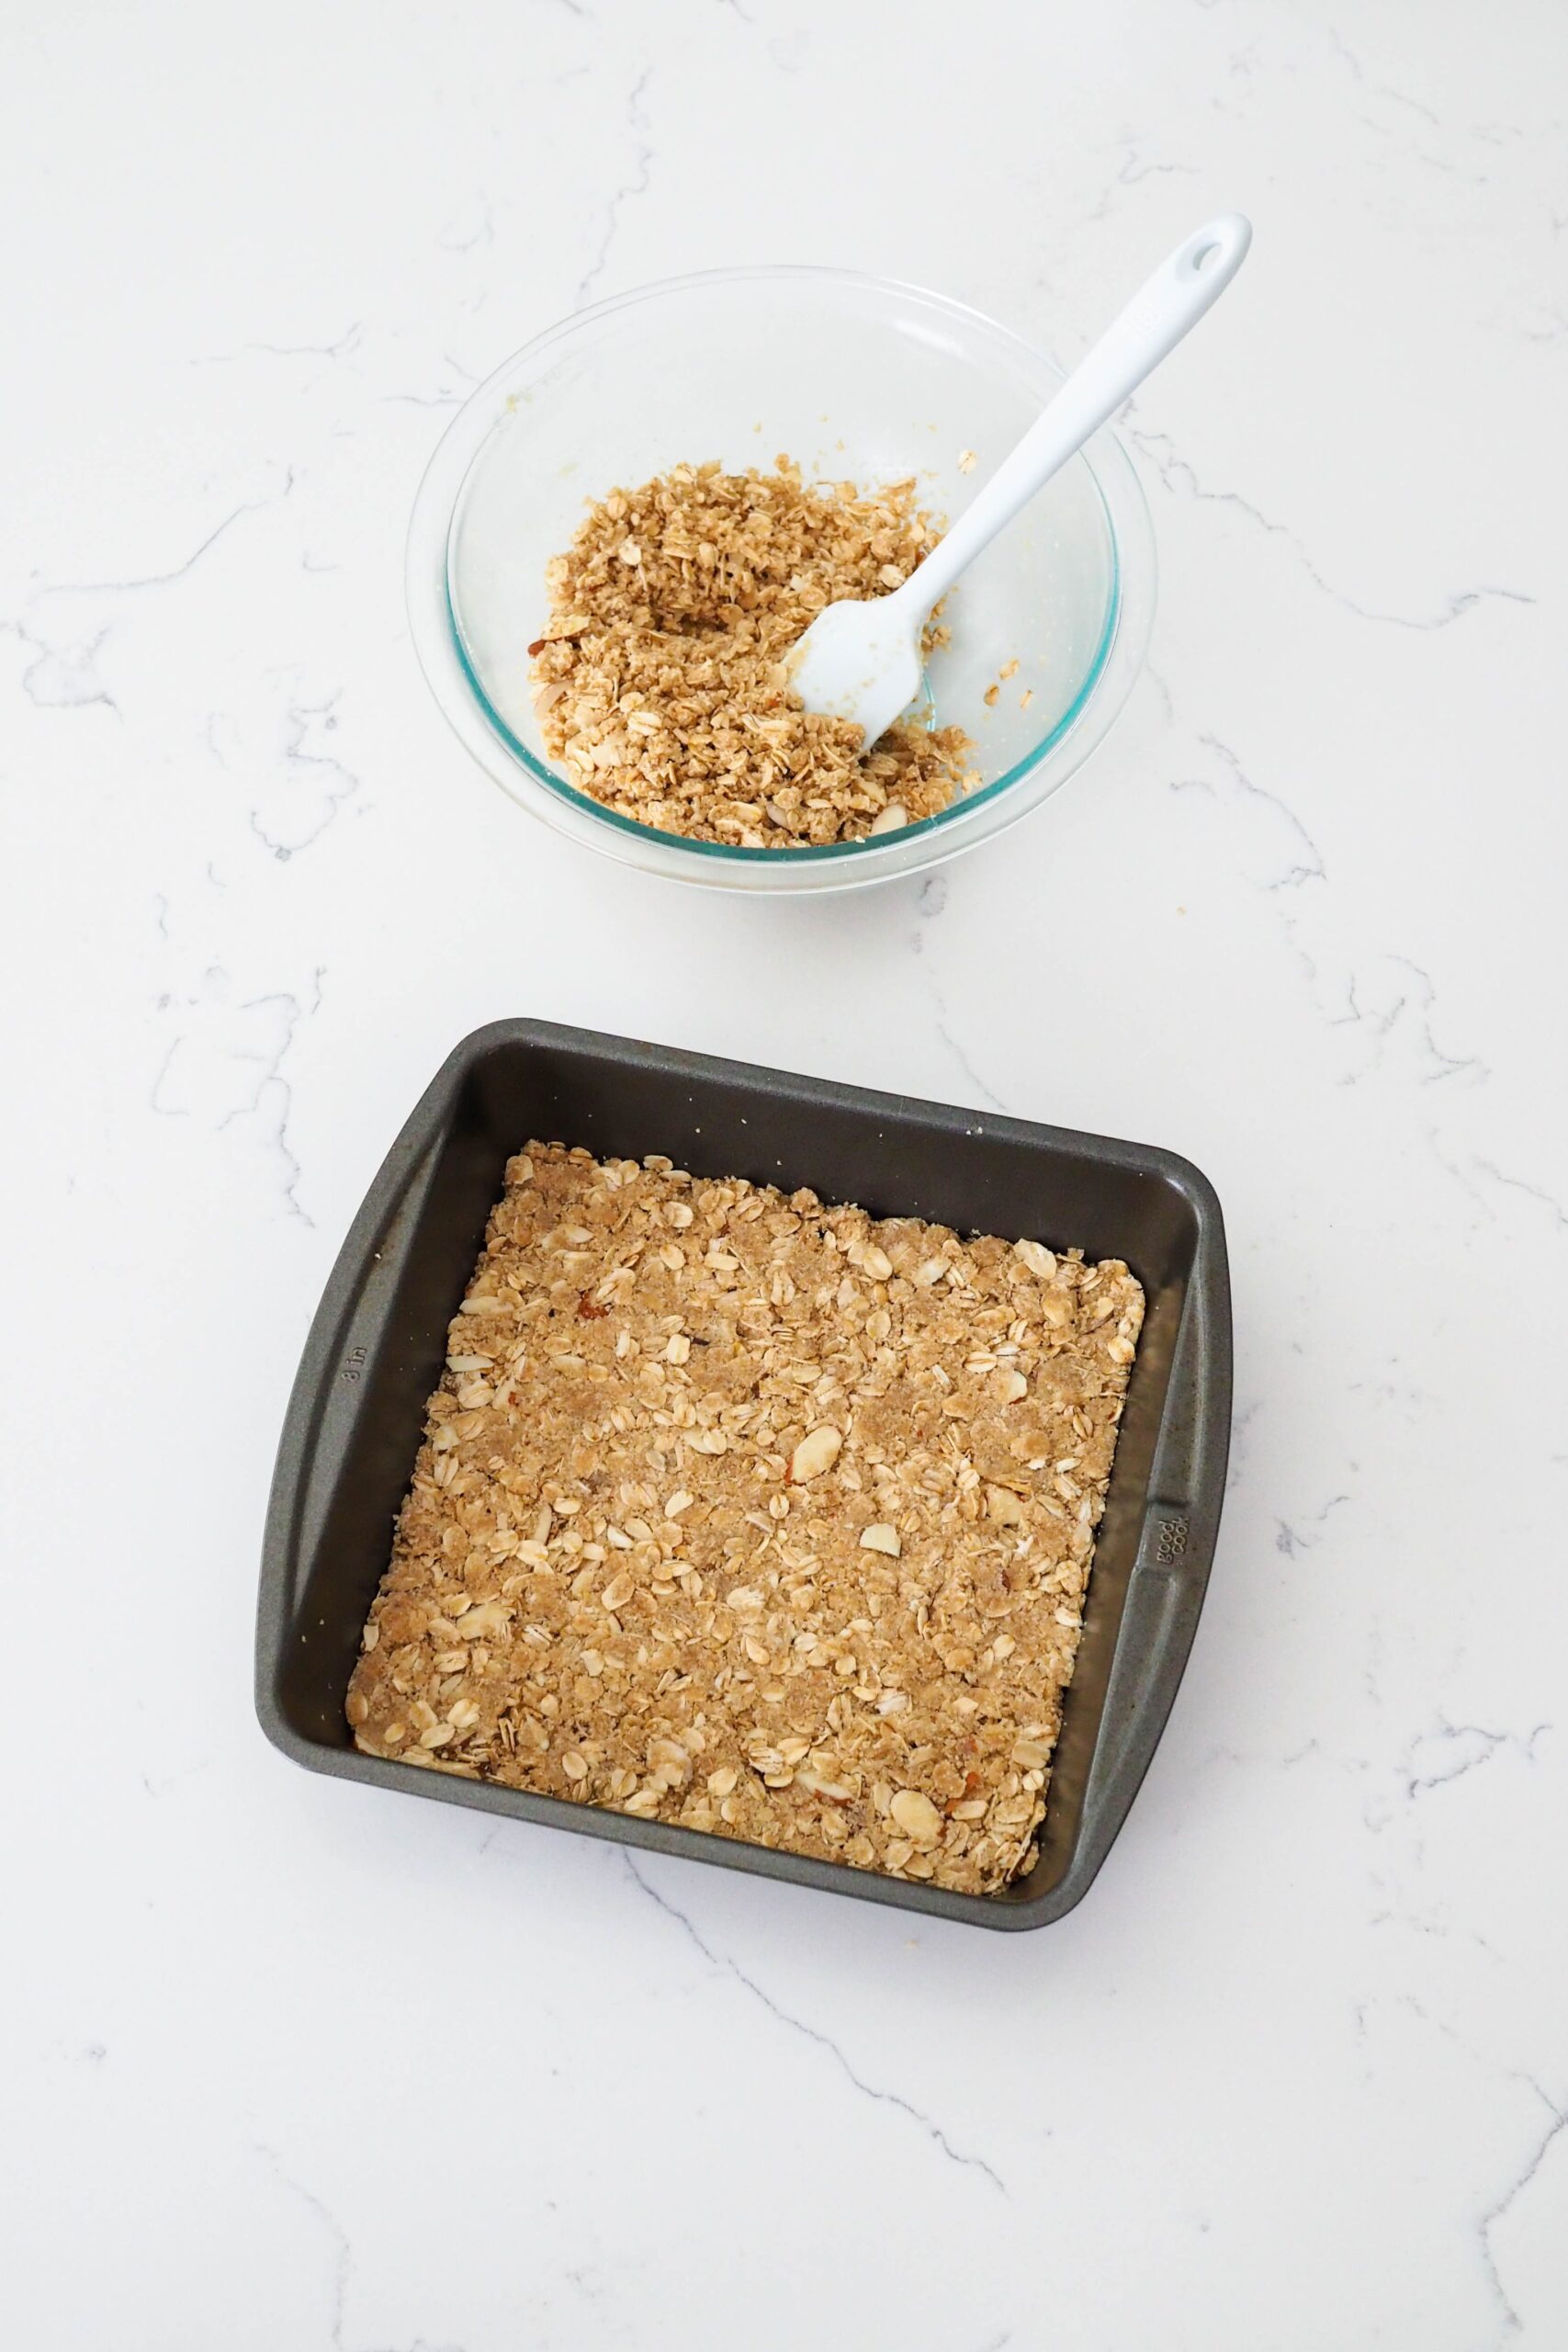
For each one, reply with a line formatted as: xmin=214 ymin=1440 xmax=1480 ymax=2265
xmin=6 ymin=4 xmax=1566 ymax=2345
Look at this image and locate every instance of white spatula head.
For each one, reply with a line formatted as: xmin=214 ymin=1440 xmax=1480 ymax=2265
xmin=786 ymin=591 xmax=926 ymax=752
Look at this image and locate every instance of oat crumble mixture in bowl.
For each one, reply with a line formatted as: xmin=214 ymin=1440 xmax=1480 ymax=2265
xmin=528 ymin=458 xmax=979 ymax=848
xmin=406 ymin=266 xmax=1156 ymax=893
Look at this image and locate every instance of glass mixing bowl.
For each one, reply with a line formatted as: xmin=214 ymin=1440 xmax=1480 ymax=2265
xmin=406 ymin=266 xmax=1156 ymax=894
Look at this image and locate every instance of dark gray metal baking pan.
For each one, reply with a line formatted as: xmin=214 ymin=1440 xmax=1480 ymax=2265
xmin=257 ymin=1020 xmax=1230 ymax=1930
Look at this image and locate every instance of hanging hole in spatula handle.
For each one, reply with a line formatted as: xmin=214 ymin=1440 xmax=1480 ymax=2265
xmin=1172 ymin=212 xmax=1252 ymax=300
xmin=1089 ymin=213 xmax=1254 ymax=394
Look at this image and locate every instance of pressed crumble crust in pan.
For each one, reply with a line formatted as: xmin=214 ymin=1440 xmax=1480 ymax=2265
xmin=347 ymin=1142 xmax=1143 ymax=1894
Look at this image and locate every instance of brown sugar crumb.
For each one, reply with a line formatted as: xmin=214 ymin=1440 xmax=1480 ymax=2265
xmin=346 ymin=1144 xmax=1145 ymax=1895
xmin=528 ymin=457 xmax=975 ymax=847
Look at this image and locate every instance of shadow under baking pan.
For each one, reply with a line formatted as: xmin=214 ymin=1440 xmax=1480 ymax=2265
xmin=257 ymin=1021 xmax=1230 ymax=1930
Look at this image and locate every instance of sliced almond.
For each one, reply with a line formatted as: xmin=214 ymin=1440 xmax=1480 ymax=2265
xmin=457 ymin=1600 xmax=511 ymax=1639
xmin=789 ymin=1425 xmax=842 ymax=1482
xmin=1013 ymin=1237 xmax=1057 ymax=1280
xmin=889 ymin=1789 xmax=943 ymax=1846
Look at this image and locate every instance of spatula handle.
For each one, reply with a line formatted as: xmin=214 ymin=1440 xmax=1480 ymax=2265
xmin=903 ymin=214 xmax=1252 ymax=610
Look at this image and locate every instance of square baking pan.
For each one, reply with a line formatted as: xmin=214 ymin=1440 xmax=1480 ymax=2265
xmin=257 ymin=1020 xmax=1230 ymax=1930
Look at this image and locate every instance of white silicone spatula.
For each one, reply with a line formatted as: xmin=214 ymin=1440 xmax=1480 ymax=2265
xmin=788 ymin=213 xmax=1252 ymax=748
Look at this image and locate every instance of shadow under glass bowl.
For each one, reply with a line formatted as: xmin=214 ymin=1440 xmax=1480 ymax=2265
xmin=406 ymin=266 xmax=1156 ymax=895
